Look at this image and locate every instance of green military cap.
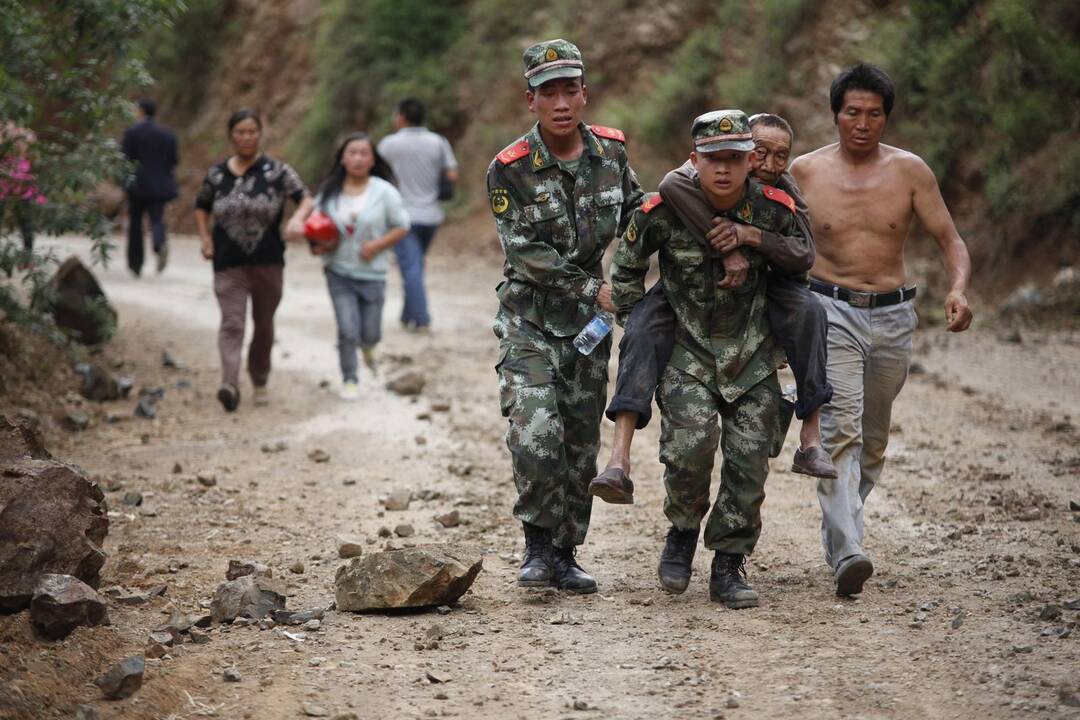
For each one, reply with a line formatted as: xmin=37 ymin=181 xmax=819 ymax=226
xmin=691 ymin=110 xmax=755 ymax=153
xmin=522 ymin=39 xmax=584 ymax=88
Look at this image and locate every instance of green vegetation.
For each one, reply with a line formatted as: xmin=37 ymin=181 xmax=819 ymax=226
xmin=287 ymin=0 xmax=469 ymax=182
xmin=614 ymin=0 xmax=816 ymax=155
xmin=142 ymin=0 xmax=229 ymax=122
xmin=891 ymin=0 xmax=1080 ymax=225
xmin=0 ymin=0 xmax=180 ymax=333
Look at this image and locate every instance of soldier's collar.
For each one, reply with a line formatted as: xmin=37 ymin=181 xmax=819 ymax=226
xmin=527 ymin=122 xmax=598 ymax=173
xmin=714 ymin=181 xmax=753 ymax=219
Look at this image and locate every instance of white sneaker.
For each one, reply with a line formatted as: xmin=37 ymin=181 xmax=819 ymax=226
xmin=339 ymin=381 xmax=359 ymax=401
xmin=253 ymin=386 xmax=269 ymax=407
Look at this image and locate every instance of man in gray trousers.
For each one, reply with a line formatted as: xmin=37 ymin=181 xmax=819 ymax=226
xmin=791 ymin=63 xmax=973 ymax=596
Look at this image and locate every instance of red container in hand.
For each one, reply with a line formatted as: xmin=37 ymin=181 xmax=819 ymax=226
xmin=303 ymin=211 xmax=339 ymax=255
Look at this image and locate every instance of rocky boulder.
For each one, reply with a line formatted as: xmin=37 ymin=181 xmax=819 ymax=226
xmin=30 ymin=573 xmax=109 ymax=639
xmin=225 ymin=558 xmax=272 ymax=581
xmin=210 ymin=574 xmax=286 ymax=623
xmin=0 ymin=423 xmax=108 ymax=612
xmin=335 ymin=545 xmax=482 ymax=611
xmin=386 ymin=371 xmax=426 ymax=396
xmin=43 ymin=256 xmax=117 ymax=345
xmin=95 ymin=655 xmax=144 ymax=700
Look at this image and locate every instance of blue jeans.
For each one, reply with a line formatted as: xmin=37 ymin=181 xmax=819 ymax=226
xmin=394 ymin=223 xmax=438 ymax=327
xmin=326 ymin=269 xmax=386 ymax=382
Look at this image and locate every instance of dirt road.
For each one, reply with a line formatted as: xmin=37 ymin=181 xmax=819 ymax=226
xmin=2 ymin=232 xmax=1078 ymax=720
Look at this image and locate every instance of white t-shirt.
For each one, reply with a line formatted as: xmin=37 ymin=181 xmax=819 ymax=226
xmin=336 ymin=188 xmax=369 ymax=230
xmin=377 ymin=127 xmax=457 ymax=226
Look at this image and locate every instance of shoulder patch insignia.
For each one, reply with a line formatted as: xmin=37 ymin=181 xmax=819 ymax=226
xmin=625 ymin=217 xmax=638 ymax=243
xmin=641 ymin=193 xmax=664 ymax=214
xmin=497 ymin=139 xmax=530 ymax=165
xmin=762 ymin=185 xmax=796 ymax=214
xmin=490 ymin=188 xmax=510 ymax=215
xmin=589 ymin=125 xmax=626 ymax=143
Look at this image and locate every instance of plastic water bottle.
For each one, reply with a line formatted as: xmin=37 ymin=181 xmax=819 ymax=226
xmin=573 ymin=313 xmax=613 ymax=355
xmin=782 ymin=383 xmax=798 ymax=403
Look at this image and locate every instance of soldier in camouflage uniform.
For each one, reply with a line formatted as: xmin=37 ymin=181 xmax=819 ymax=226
xmin=610 ymin=110 xmax=804 ymax=608
xmin=487 ymin=39 xmax=643 ymax=593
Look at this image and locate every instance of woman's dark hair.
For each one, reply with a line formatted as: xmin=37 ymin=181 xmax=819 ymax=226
xmin=227 ymin=108 xmax=262 ymax=133
xmin=749 ymin=113 xmax=794 ymax=143
xmin=316 ymin=132 xmax=397 ymax=207
xmin=829 ymin=63 xmax=895 ymax=119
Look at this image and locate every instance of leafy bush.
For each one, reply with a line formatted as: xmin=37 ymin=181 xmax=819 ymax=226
xmin=891 ymin=0 xmax=1080 ymax=220
xmin=141 ymin=0 xmax=230 ymax=122
xmin=287 ymin=0 xmax=468 ymax=182
xmin=0 ymin=0 xmax=179 ymax=330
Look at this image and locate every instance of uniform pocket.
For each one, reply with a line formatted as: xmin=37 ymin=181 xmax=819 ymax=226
xmin=591 ymin=187 xmax=624 ymax=241
xmin=524 ymin=200 xmax=570 ymax=251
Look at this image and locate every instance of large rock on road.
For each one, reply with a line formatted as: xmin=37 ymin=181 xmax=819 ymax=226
xmin=335 ymin=544 xmax=482 ymax=611
xmin=0 ymin=418 xmax=108 ymax=612
xmin=30 ymin=573 xmax=109 ymax=639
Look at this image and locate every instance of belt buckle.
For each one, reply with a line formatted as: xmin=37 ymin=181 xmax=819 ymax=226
xmin=847 ymin=291 xmax=873 ymax=308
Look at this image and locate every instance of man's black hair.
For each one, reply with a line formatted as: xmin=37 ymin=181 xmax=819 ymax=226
xmin=749 ymin=113 xmax=794 ymax=143
xmin=829 ymin=63 xmax=895 ymax=119
xmin=138 ymin=98 xmax=157 ymax=117
xmin=397 ymin=98 xmax=425 ymax=126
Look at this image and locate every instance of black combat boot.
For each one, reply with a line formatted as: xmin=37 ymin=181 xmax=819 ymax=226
xmin=517 ymin=523 xmax=553 ymax=587
xmin=551 ymin=546 xmax=597 ymax=594
xmin=657 ymin=526 xmax=698 ymax=594
xmin=708 ymin=552 xmax=760 ymax=609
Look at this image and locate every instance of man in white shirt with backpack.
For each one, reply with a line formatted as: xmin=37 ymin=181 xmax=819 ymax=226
xmin=377 ymin=97 xmax=459 ymax=333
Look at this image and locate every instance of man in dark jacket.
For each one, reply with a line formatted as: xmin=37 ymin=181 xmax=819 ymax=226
xmin=122 ymin=98 xmax=178 ymax=275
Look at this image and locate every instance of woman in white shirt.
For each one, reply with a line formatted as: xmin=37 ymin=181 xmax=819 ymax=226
xmin=292 ymin=133 xmax=409 ymax=400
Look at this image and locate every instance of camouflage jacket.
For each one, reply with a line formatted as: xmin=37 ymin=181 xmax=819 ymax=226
xmin=611 ymin=180 xmax=796 ymax=402
xmin=487 ymin=122 xmax=644 ymax=337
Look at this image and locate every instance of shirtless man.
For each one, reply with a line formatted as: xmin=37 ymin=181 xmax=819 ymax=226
xmin=790 ymin=63 xmax=973 ymax=596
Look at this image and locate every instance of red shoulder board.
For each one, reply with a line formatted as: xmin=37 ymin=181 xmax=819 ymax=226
xmin=497 ymin=139 xmax=530 ymax=165
xmin=589 ymin=125 xmax=626 ymax=143
xmin=641 ymin=193 xmax=664 ymax=214
xmin=762 ymin=185 xmax=796 ymax=214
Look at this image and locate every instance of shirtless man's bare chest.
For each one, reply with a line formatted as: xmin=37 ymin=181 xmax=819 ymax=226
xmin=793 ymin=143 xmax=917 ymax=292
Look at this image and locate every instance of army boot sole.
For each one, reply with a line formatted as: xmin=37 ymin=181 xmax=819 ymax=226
xmin=709 ymin=589 xmax=760 ymax=609
xmin=557 ymin=580 xmax=597 ymax=595
xmin=657 ymin=565 xmax=690 ymax=594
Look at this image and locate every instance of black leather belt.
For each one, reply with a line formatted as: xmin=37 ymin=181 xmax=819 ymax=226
xmin=809 ymin=279 xmax=916 ymax=308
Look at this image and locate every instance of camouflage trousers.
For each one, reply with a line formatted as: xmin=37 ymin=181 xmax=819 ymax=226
xmin=494 ymin=310 xmax=610 ymax=548
xmin=656 ymin=365 xmax=780 ymax=555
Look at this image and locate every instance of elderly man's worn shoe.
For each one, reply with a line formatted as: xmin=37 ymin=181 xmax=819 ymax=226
xmin=709 ymin=552 xmax=759 ymax=609
xmin=791 ymin=446 xmax=838 ymax=478
xmin=517 ymin=523 xmax=553 ymax=587
xmin=834 ymin=554 xmax=873 ymax=596
xmin=658 ymin=526 xmax=698 ymax=594
xmin=552 ymin=546 xmax=597 ymax=594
